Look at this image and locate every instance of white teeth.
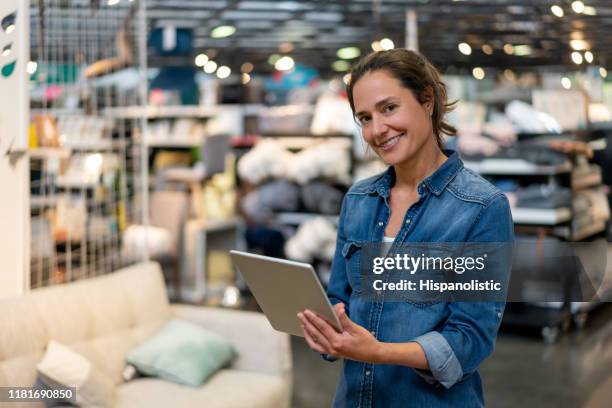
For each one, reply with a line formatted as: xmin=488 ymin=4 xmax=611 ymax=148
xmin=379 ymin=134 xmax=402 ymax=148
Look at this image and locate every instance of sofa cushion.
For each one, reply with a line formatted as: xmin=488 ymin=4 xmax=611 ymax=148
xmin=116 ymin=369 xmax=288 ymax=408
xmin=0 ymin=262 xmax=171 ymax=364
xmin=69 ymin=321 xmax=166 ymax=385
xmin=127 ymin=319 xmax=236 ymax=387
xmin=0 ymin=297 xmax=49 ymax=361
xmin=0 ymin=352 xmax=44 ymax=387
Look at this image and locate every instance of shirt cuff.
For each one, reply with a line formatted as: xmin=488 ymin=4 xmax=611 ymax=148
xmin=413 ymin=331 xmax=463 ymax=389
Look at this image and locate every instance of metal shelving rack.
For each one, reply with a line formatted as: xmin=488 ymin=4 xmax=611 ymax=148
xmin=466 ymin=153 xmax=609 ymax=342
xmin=28 ymin=0 xmax=149 ymax=289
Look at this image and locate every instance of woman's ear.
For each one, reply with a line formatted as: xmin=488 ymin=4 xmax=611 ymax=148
xmin=421 ymin=86 xmax=435 ymax=115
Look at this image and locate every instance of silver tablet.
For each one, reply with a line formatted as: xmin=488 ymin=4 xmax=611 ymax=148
xmin=230 ymin=250 xmax=341 ymax=337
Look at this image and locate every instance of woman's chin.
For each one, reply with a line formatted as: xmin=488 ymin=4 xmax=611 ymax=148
xmin=377 ymin=145 xmax=413 ymax=166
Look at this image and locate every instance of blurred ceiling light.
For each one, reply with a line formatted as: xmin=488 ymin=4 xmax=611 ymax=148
xmin=599 ymin=67 xmax=607 ymax=78
xmin=337 ymin=46 xmax=361 ymax=59
xmin=27 ymin=61 xmax=38 ymax=75
xmin=571 ymin=1 xmax=585 ymax=13
xmin=1 ymin=45 xmax=11 ymax=57
xmin=275 ymin=56 xmax=295 ymax=71
xmin=571 ymin=51 xmax=584 ymax=64
xmin=570 ymin=39 xmax=589 ymax=50
xmin=561 ymin=77 xmax=571 ymax=89
xmin=570 ymin=31 xmax=584 ymax=40
xmin=513 ymin=45 xmax=532 ymax=56
xmin=241 ymin=73 xmax=251 ymax=84
xmin=210 ymin=25 xmax=236 ymax=39
xmin=342 ymin=73 xmax=351 ymax=85
xmin=216 ymin=66 xmax=231 ymax=79
xmin=371 ymin=41 xmax=383 ymax=51
xmin=380 ymin=38 xmax=395 ymax=50
xmin=584 ymin=51 xmax=594 ymax=63
xmin=583 ymin=6 xmax=597 ymax=15
xmin=267 ymin=54 xmax=281 ymax=65
xmin=332 ymin=60 xmax=350 ymax=72
xmin=194 ymin=53 xmax=209 ymax=67
xmin=4 ymin=24 xmax=15 ymax=34
xmin=503 ymin=69 xmax=515 ymax=81
xmin=550 ymin=5 xmax=564 ymax=18
xmin=241 ymin=62 xmax=253 ymax=73
xmin=472 ymin=67 xmax=485 ymax=80
xmin=279 ymin=42 xmax=294 ymax=53
xmin=481 ymin=44 xmax=493 ymax=55
xmin=108 ymin=0 xmax=120 ymax=5
xmin=204 ymin=60 xmax=217 ymax=73
xmin=503 ymin=44 xmax=514 ymax=55
xmin=458 ymin=42 xmax=472 ymax=55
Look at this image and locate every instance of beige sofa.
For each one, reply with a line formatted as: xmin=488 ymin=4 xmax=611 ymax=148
xmin=0 ymin=262 xmax=292 ymax=408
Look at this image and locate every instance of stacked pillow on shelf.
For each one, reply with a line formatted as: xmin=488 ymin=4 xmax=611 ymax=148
xmin=284 ymin=217 xmax=337 ymax=263
xmin=238 ymin=139 xmax=350 ymax=223
xmin=237 ymin=139 xmax=351 ymax=185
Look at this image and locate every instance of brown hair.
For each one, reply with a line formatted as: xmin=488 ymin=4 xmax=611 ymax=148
xmin=346 ymin=49 xmax=457 ymax=148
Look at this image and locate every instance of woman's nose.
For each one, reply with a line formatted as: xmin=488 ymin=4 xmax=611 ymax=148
xmin=371 ymin=115 xmax=388 ymax=137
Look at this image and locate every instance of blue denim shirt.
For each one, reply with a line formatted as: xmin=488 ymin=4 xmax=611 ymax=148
xmin=326 ymin=150 xmax=514 ymax=408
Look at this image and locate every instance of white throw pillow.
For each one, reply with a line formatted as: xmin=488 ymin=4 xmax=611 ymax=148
xmin=36 ymin=340 xmax=116 ymax=408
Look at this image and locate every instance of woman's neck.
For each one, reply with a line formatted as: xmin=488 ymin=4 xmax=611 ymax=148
xmin=393 ymin=137 xmax=447 ymax=190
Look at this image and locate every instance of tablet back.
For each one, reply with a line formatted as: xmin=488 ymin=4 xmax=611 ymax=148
xmin=230 ymin=250 xmax=341 ymax=337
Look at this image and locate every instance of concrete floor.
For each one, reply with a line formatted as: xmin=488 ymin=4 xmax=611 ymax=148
xmin=291 ymin=303 xmax=612 ymax=408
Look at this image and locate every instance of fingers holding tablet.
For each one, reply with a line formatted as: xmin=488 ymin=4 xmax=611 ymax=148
xmin=298 ymin=313 xmax=328 ymax=354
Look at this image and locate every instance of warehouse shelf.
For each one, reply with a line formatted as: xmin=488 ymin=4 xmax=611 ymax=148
xmin=511 ymin=207 xmax=572 ymax=225
xmin=464 ymin=159 xmax=572 ymax=176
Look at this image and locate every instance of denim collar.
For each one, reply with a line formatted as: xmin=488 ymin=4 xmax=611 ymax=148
xmin=367 ymin=149 xmax=463 ymax=197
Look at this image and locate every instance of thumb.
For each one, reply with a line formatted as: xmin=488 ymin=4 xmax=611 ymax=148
xmin=335 ymin=303 xmax=354 ymax=331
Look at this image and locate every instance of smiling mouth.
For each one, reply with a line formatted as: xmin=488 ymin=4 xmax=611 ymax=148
xmin=377 ymin=133 xmax=404 ymax=149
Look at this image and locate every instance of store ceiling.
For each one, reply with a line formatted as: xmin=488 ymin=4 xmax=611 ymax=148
xmin=146 ymin=0 xmax=612 ymax=76
xmin=30 ymin=0 xmax=612 ymax=78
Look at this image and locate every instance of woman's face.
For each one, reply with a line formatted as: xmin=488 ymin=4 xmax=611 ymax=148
xmin=352 ymin=69 xmax=435 ymax=166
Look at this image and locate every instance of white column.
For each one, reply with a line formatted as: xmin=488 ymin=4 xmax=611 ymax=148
xmin=405 ymin=9 xmax=419 ymax=52
xmin=0 ymin=0 xmax=30 ymax=298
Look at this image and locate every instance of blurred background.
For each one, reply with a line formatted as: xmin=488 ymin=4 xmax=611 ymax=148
xmin=0 ymin=1 xmax=611 ymax=407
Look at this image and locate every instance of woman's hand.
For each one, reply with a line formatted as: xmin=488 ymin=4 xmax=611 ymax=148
xmin=297 ymin=303 xmax=382 ymax=363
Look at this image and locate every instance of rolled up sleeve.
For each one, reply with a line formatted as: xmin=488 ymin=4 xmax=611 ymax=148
xmin=413 ymin=331 xmax=463 ymax=389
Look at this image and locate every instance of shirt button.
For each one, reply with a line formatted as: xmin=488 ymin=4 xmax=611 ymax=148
xmin=497 ymin=312 xmax=502 ymax=318
xmin=371 ymin=331 xmax=376 ymax=337
xmin=405 ymin=219 xmax=411 ymax=224
xmin=378 ymin=221 xmax=383 ymax=227
xmin=365 ymin=370 xmax=371 ymax=376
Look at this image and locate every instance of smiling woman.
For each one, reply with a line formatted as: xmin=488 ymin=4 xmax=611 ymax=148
xmin=297 ymin=49 xmax=514 ymax=408
xmin=348 ymin=49 xmax=457 ymax=151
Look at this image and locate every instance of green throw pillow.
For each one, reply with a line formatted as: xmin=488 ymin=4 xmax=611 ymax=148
xmin=127 ymin=319 xmax=237 ymax=387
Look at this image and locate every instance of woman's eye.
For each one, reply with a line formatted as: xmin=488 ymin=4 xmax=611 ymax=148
xmin=384 ymin=104 xmax=397 ymax=113
xmin=359 ymin=116 xmax=371 ymax=125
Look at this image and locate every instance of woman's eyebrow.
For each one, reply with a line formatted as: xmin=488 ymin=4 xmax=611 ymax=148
xmin=355 ymin=96 xmax=398 ymax=117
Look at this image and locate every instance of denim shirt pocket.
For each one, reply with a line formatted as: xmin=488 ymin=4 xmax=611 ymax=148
xmin=404 ymin=267 xmax=447 ymax=308
xmin=342 ymin=240 xmax=363 ymax=294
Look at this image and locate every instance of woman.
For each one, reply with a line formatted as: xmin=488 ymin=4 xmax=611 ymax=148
xmin=298 ymin=49 xmax=514 ymax=407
